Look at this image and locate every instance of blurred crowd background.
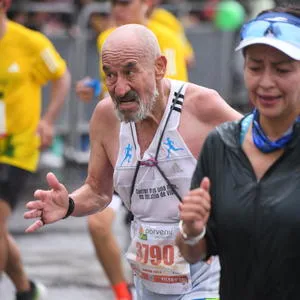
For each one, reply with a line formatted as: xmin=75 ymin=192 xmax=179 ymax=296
xmin=6 ymin=0 xmax=284 ymax=166
xmin=8 ymin=0 xmax=281 ymax=37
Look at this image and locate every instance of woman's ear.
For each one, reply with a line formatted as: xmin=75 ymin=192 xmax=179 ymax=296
xmin=155 ymin=55 xmax=167 ymax=80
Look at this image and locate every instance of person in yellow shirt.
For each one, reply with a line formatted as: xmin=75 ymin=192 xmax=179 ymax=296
xmin=148 ymin=0 xmax=195 ymax=67
xmin=77 ymin=0 xmax=189 ymax=101
xmin=0 ymin=0 xmax=71 ymax=299
xmin=75 ymin=1 xmax=190 ymax=299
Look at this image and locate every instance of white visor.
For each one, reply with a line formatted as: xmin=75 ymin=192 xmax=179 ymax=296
xmin=235 ymin=36 xmax=300 ymax=60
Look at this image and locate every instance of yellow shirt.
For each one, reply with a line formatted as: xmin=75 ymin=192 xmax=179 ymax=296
xmin=97 ymin=21 xmax=188 ymax=93
xmin=0 ymin=21 xmax=66 ymax=171
xmin=150 ymin=8 xmax=194 ymax=62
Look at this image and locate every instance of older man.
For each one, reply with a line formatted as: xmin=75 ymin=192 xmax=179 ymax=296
xmin=76 ymin=1 xmax=193 ymax=298
xmin=25 ymin=24 xmax=241 ymax=299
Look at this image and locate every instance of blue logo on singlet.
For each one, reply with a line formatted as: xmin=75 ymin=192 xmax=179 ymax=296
xmin=164 ymin=137 xmax=184 ymax=158
xmin=120 ymin=143 xmax=133 ymax=166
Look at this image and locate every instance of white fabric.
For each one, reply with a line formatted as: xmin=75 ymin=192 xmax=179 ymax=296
xmin=113 ymin=79 xmax=220 ymax=298
xmin=107 ymin=193 xmax=122 ymax=211
xmin=235 ymin=36 xmax=300 ymax=60
xmin=113 ymin=79 xmax=195 ymax=221
xmin=127 ymin=220 xmax=192 ymax=295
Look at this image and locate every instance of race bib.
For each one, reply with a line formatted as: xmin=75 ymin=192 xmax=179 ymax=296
xmin=126 ymin=221 xmax=192 ymax=295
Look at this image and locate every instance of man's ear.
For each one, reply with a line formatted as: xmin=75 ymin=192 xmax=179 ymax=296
xmin=155 ymin=55 xmax=167 ymax=80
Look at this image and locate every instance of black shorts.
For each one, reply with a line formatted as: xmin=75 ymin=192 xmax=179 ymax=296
xmin=0 ymin=163 xmax=31 ymax=210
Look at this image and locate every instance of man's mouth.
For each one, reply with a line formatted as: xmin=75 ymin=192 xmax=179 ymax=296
xmin=119 ymin=98 xmax=135 ymax=103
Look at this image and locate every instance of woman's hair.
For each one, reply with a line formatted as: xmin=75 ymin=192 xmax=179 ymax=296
xmin=258 ymin=4 xmax=300 ymax=18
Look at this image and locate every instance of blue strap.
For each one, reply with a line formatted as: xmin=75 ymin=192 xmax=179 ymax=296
xmin=252 ymin=109 xmax=300 ymax=153
xmin=84 ymin=79 xmax=102 ymax=98
xmin=240 ymin=114 xmax=253 ymax=145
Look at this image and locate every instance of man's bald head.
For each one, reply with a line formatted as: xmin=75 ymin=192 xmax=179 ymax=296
xmin=102 ymin=24 xmax=161 ymax=62
xmin=101 ymin=24 xmax=167 ymax=123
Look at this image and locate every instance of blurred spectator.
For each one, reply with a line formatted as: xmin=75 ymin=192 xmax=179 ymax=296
xmin=30 ymin=0 xmax=74 ymax=36
xmin=74 ymin=0 xmax=113 ymax=36
xmin=8 ymin=0 xmax=75 ymax=36
xmin=148 ymin=0 xmax=195 ymax=67
xmin=89 ymin=11 xmax=113 ymax=35
xmin=248 ymin=0 xmax=275 ymax=18
xmin=74 ymin=0 xmax=96 ymax=10
xmin=7 ymin=10 xmax=28 ymax=25
xmin=180 ymin=0 xmax=221 ymax=27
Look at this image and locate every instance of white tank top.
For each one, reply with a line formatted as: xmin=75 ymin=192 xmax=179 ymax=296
xmin=113 ymin=79 xmax=220 ymax=298
xmin=113 ymin=79 xmax=196 ymax=222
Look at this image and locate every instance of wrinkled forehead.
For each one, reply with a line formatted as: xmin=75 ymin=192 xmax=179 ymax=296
xmin=102 ymin=47 xmax=145 ymax=71
xmin=102 ymin=36 xmax=145 ymax=59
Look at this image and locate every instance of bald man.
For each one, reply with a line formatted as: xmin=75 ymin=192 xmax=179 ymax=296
xmin=25 ymin=24 xmax=242 ymax=299
xmin=76 ymin=1 xmax=192 ymax=298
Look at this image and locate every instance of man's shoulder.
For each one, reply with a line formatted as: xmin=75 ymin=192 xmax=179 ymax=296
xmin=95 ymin=96 xmax=113 ymax=110
xmin=185 ymin=83 xmax=222 ymax=104
xmin=184 ymin=82 xmax=242 ymax=124
xmin=96 ymin=96 xmax=120 ymax=116
xmin=92 ymin=97 xmax=119 ymax=126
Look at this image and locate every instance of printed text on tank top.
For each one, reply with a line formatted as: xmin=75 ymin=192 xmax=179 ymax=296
xmin=129 ymin=85 xmax=185 ymax=204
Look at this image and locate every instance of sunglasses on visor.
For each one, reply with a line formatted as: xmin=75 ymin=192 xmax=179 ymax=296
xmin=240 ymin=12 xmax=300 ymax=47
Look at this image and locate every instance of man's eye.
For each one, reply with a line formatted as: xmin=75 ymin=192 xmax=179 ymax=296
xmin=277 ymin=69 xmax=289 ymax=74
xmin=248 ymin=65 xmax=260 ymax=71
xmin=107 ymin=73 xmax=114 ymax=79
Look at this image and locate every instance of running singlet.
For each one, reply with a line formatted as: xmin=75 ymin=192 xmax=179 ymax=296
xmin=0 ymin=21 xmax=66 ymax=171
xmin=114 ymin=79 xmax=220 ymax=298
xmin=97 ymin=23 xmax=188 ymax=94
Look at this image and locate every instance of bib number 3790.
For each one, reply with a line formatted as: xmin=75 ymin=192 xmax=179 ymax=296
xmin=136 ymin=242 xmax=175 ymax=266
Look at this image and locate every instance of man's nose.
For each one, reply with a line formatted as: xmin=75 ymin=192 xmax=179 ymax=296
xmin=114 ymin=77 xmax=130 ymax=98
